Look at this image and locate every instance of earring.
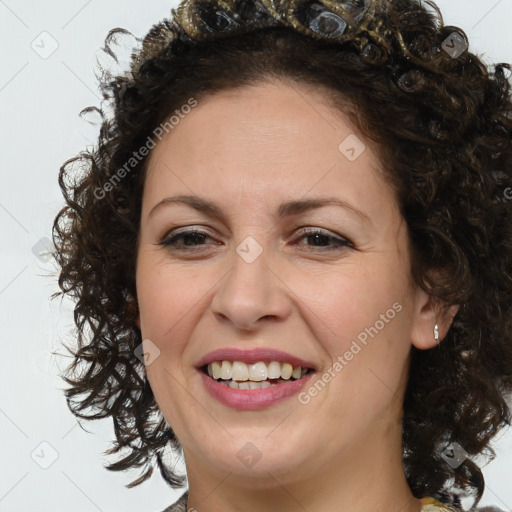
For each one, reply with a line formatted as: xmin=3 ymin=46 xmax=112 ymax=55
xmin=434 ymin=323 xmax=440 ymax=343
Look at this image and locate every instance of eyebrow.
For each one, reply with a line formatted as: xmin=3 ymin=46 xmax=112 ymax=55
xmin=148 ymin=194 xmax=372 ymax=225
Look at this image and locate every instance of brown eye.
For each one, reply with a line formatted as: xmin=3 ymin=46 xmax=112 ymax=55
xmin=160 ymin=229 xmax=215 ymax=250
xmin=292 ymin=228 xmax=354 ymax=251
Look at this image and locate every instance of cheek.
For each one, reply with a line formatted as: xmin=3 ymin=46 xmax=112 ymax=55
xmin=300 ymin=261 xmax=412 ymax=409
xmin=137 ymin=261 xmax=206 ymax=338
xmin=301 ymin=260 xmax=407 ymax=350
xmin=136 ymin=264 xmax=208 ymax=425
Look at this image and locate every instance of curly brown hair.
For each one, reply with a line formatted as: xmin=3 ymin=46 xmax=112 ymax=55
xmin=51 ymin=0 xmax=512 ymax=509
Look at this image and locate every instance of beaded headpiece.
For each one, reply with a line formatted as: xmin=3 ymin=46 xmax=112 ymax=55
xmin=130 ymin=0 xmax=404 ymax=74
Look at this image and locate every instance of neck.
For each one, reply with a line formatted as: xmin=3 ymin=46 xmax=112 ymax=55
xmin=183 ymin=418 xmax=423 ymax=512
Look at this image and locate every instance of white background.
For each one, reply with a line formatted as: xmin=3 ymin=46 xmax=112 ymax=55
xmin=1 ymin=1 xmax=511 ymax=511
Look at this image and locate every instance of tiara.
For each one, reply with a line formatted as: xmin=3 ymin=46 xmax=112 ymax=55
xmin=176 ymin=0 xmax=373 ymax=40
xmin=131 ymin=0 xmax=398 ymax=73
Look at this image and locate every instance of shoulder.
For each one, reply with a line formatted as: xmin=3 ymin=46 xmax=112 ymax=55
xmin=160 ymin=491 xmax=188 ymax=512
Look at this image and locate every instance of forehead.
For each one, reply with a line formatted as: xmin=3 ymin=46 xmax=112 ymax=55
xmin=143 ymin=79 xmax=397 ymax=222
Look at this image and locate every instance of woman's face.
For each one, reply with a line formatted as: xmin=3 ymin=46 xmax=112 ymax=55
xmin=135 ymin=79 xmax=441 ymax=486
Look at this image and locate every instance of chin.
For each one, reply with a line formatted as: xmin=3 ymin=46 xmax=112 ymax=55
xmin=191 ymin=435 xmax=313 ymax=483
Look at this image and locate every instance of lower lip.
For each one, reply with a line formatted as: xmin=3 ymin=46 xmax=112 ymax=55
xmin=199 ymin=370 xmax=315 ymax=410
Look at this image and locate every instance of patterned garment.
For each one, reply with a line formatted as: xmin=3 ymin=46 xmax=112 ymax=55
xmin=420 ymin=496 xmax=461 ymax=511
xmin=160 ymin=492 xmax=491 ymax=512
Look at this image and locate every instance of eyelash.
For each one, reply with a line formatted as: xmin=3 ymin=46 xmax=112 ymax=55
xmin=159 ymin=227 xmax=353 ymax=252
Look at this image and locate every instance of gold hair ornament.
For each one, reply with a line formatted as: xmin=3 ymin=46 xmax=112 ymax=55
xmin=130 ymin=0 xmax=403 ymax=73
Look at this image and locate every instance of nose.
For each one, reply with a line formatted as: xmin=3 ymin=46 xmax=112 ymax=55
xmin=210 ymin=247 xmax=292 ymax=331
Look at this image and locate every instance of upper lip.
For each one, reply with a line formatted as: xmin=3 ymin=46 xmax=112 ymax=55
xmin=196 ymin=348 xmax=317 ymax=371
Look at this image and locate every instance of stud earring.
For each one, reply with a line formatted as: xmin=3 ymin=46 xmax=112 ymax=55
xmin=434 ymin=323 xmax=440 ymax=342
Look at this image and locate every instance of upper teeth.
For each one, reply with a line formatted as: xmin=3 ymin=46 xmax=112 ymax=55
xmin=206 ymin=361 xmax=308 ymax=381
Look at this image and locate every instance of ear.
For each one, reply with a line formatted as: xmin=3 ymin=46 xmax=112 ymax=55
xmin=410 ymin=285 xmax=459 ymax=350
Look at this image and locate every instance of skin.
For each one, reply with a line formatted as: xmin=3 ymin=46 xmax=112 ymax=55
xmin=135 ymin=78 xmax=458 ymax=512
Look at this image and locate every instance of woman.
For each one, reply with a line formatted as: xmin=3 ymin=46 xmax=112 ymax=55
xmin=51 ymin=0 xmax=512 ymax=511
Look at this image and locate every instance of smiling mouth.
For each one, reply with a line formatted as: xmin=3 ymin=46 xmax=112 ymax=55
xmin=200 ymin=360 xmax=314 ymax=390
